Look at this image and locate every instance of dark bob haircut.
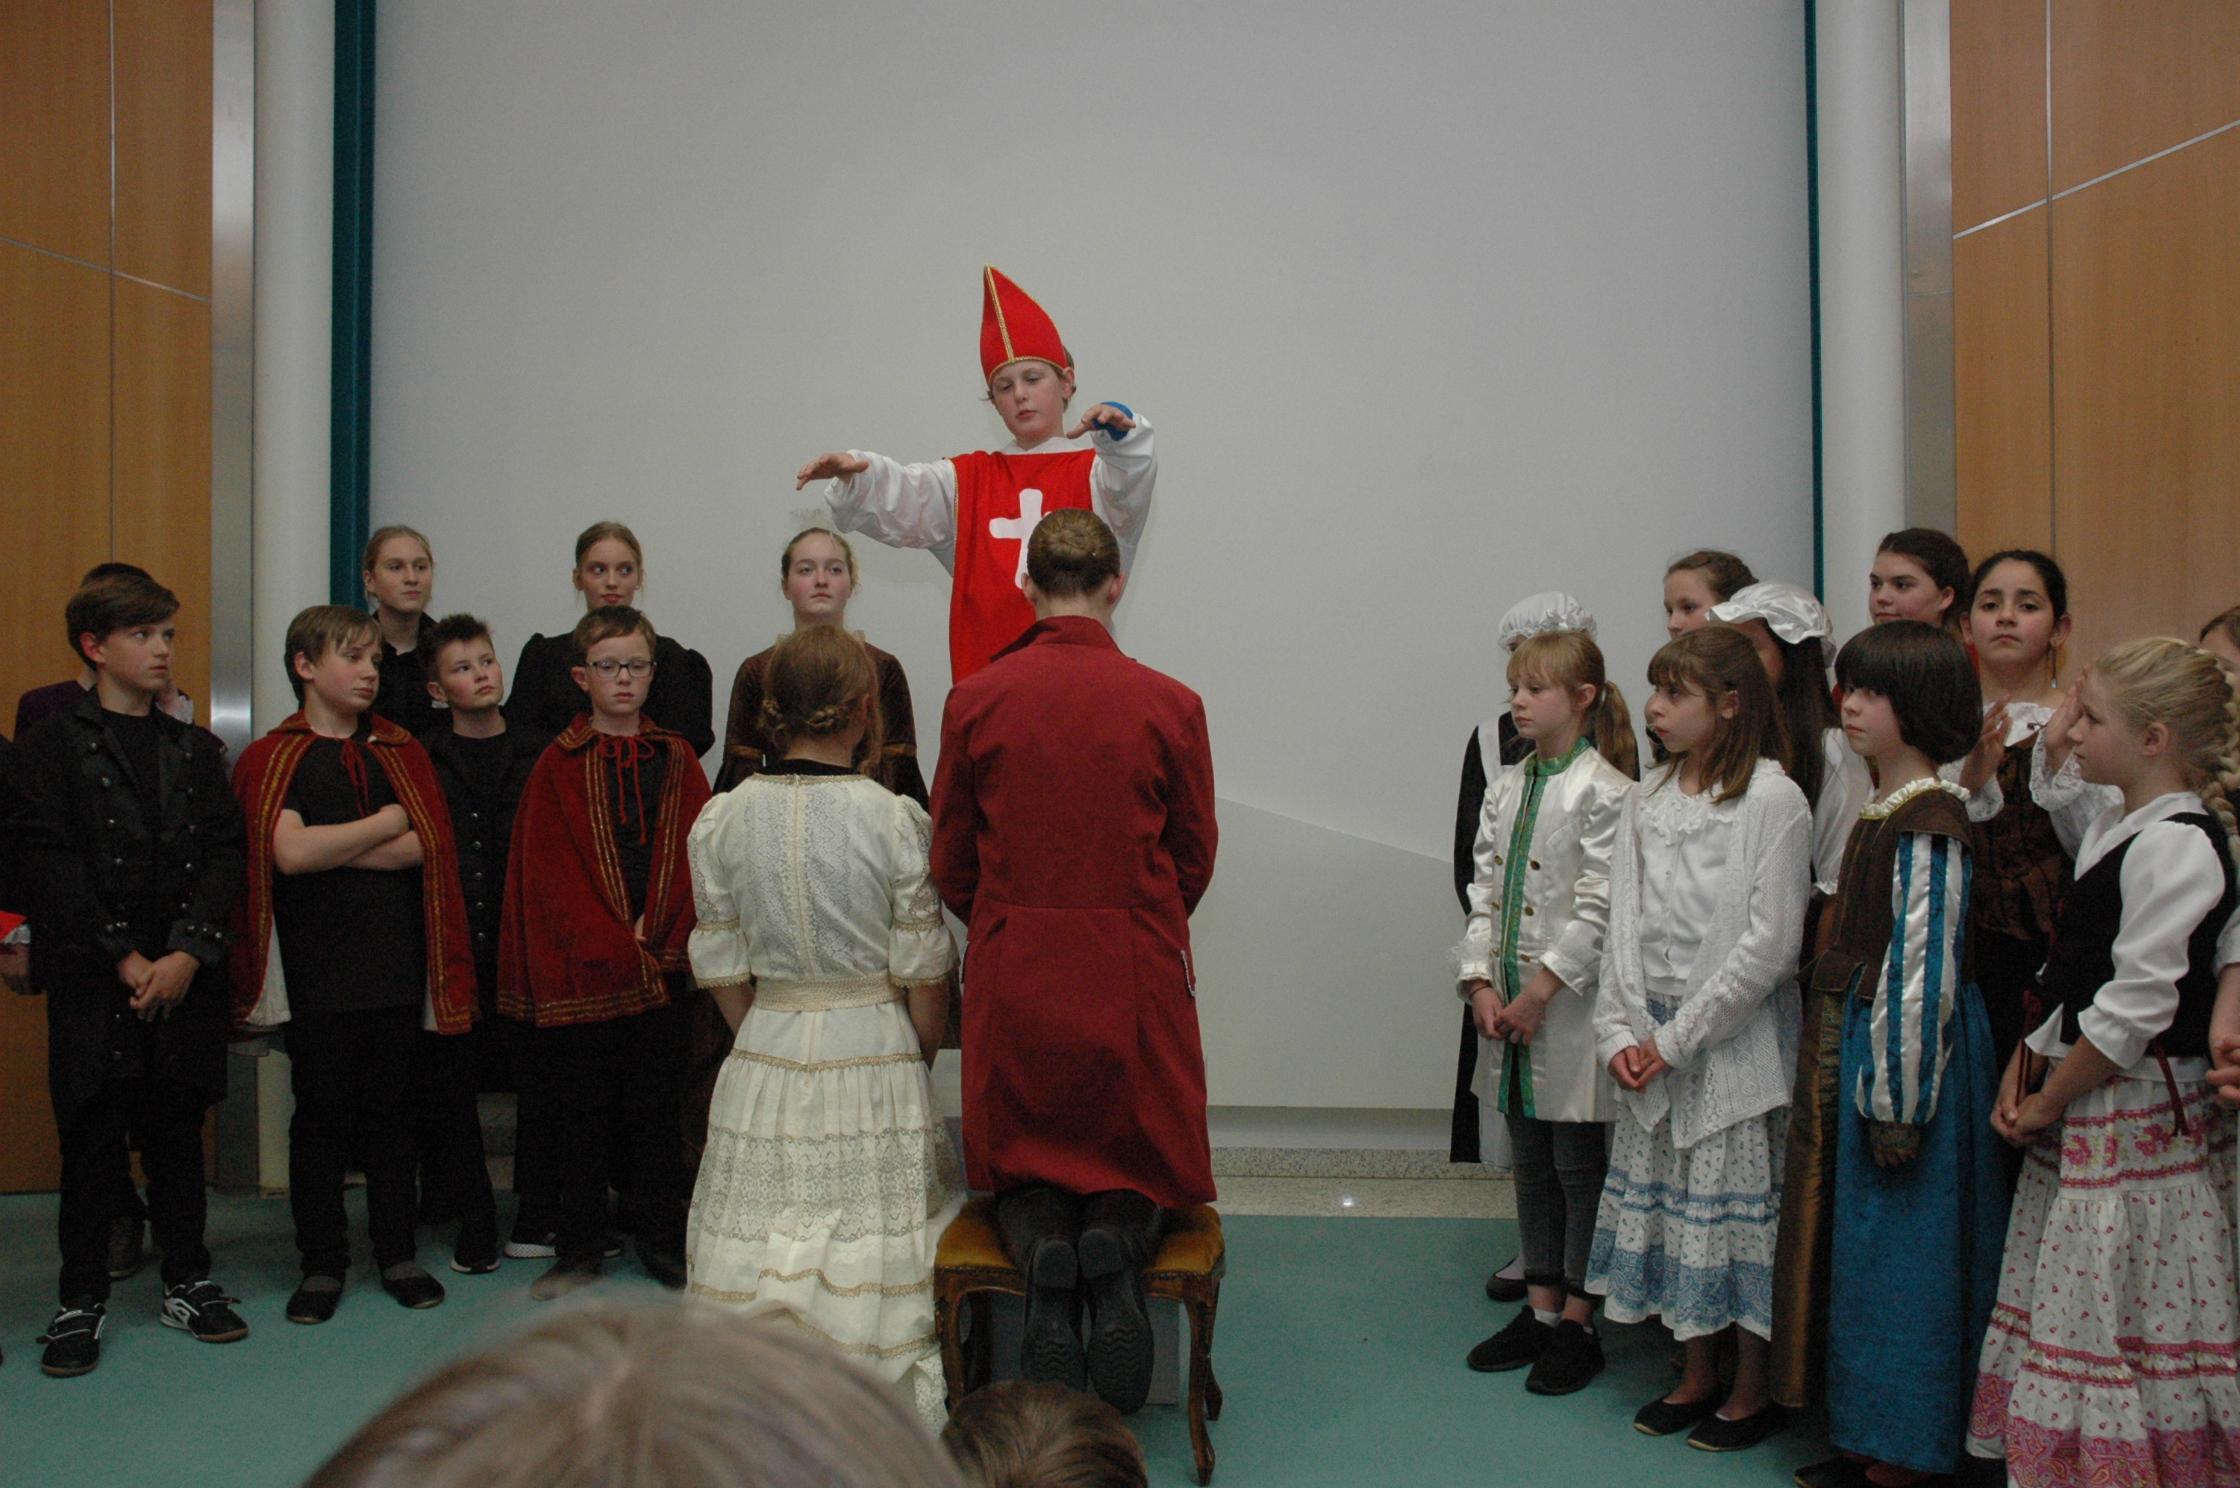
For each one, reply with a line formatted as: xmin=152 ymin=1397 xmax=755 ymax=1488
xmin=1834 ymin=619 xmax=1981 ymax=765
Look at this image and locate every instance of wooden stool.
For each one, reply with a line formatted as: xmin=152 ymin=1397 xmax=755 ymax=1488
xmin=934 ymin=1197 xmax=1227 ymax=1484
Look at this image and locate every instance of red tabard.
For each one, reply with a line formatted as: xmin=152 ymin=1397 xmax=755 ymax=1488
xmin=948 ymin=447 xmax=1098 ymax=683
xmin=930 ymin=616 xmax=1219 ymax=1209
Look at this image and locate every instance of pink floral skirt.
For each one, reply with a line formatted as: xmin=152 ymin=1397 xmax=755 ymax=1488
xmin=1969 ymin=1072 xmax=2240 ymax=1488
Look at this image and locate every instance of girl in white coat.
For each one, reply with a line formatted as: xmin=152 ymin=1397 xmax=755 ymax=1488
xmin=1456 ymin=626 xmax=1637 ymax=1396
xmin=1588 ymin=625 xmax=1813 ymax=1453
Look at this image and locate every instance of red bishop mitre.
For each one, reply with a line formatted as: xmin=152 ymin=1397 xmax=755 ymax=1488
xmin=980 ymin=266 xmax=1071 ymax=382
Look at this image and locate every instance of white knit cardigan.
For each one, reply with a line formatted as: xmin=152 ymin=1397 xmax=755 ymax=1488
xmin=1592 ymin=757 xmax=1813 ymax=1148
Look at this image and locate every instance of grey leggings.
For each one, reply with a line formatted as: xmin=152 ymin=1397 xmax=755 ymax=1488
xmin=1506 ymin=1113 xmax=1609 ymax=1298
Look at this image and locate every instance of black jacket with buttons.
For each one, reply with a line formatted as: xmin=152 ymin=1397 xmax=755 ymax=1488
xmin=418 ymin=717 xmax=552 ymax=1004
xmin=6 ymin=689 xmax=245 ymax=1121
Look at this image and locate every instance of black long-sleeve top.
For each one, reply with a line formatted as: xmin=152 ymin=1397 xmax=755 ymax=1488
xmin=508 ymin=631 xmax=715 ymax=758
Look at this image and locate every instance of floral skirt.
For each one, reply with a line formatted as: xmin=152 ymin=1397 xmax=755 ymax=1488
xmin=686 ymin=998 xmax=964 ymax=1427
xmin=1587 ymin=1105 xmax=1787 ymax=1341
xmin=1968 ymin=1072 xmax=2240 ymax=1488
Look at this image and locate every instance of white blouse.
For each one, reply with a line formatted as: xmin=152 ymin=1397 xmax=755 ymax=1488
xmin=1636 ymin=776 xmax=1746 ymax=985
xmin=685 ymin=772 xmax=955 ymax=993
xmin=823 ymin=418 xmax=1157 ymax=575
xmin=2020 ymin=790 xmax=2229 ymax=1072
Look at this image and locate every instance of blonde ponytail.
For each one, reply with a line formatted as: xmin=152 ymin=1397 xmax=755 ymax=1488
xmin=2094 ymin=636 xmax=2240 ymax=873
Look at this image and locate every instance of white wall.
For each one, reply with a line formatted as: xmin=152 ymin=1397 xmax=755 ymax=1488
xmin=370 ymin=0 xmax=1815 ymax=1111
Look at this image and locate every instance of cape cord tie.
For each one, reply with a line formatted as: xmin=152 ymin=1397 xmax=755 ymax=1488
xmin=598 ymin=733 xmax=658 ymax=845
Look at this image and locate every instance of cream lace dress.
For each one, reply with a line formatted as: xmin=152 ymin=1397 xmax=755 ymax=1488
xmin=683 ymin=764 xmax=964 ymax=1426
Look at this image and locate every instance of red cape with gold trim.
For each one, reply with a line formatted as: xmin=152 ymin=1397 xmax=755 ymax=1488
xmin=227 ymin=712 xmax=479 ymax=1035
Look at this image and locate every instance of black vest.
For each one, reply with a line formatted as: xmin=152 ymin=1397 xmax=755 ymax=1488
xmin=2039 ymin=812 xmax=2237 ymax=1059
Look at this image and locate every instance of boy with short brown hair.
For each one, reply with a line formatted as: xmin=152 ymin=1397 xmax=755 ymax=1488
xmin=230 ymin=605 xmax=479 ymax=1323
xmin=500 ymin=605 xmax=707 ymax=1299
xmin=8 ymin=570 xmax=247 ymax=1376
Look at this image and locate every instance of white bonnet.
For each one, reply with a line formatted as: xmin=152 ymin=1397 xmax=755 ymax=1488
xmin=1709 ymin=581 xmax=1830 ymax=645
xmin=1498 ymin=592 xmax=1596 ymax=652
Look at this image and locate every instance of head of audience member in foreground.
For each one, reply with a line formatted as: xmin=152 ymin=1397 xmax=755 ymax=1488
xmin=941 ymin=1381 xmax=1147 ymax=1488
xmin=1870 ymin=527 xmax=1971 ymax=630
xmin=1022 ymin=510 xmax=1123 ymax=622
xmin=1663 ymin=549 xmax=1758 ymax=639
xmin=1643 ymin=624 xmax=1786 ymax=802
xmin=301 ymin=1301 xmax=965 ymax=1488
xmin=2199 ymin=603 xmax=2240 ymax=674
xmin=759 ymin=623 xmax=883 ymax=771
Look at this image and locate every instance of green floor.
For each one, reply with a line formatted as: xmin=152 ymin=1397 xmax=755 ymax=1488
xmin=0 ymin=1191 xmax=1832 ymax=1487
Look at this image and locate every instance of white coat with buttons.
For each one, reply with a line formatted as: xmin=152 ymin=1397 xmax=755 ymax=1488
xmin=1453 ymin=747 xmax=1633 ymax=1124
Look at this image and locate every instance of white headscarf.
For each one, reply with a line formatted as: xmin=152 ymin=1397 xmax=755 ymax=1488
xmin=1710 ymin=582 xmax=1830 ymax=644
xmin=1498 ymin=592 xmax=1596 ymax=652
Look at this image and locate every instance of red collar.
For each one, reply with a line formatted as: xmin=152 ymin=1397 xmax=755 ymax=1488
xmin=555 ymin=715 xmax=682 ymax=753
xmin=991 ymin=614 xmax=1119 ymax=662
xmin=269 ymin=710 xmax=413 ymax=747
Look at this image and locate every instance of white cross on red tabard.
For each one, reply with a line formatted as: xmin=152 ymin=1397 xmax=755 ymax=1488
xmin=987 ymin=488 xmax=1046 ymax=590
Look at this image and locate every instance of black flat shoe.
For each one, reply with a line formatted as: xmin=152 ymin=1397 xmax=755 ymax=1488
xmin=1486 ymin=1261 xmax=1528 ymax=1304
xmin=286 ymin=1278 xmax=342 ymax=1325
xmin=1017 ymin=1237 xmax=1085 ymax=1392
xmin=1080 ymin=1227 xmax=1154 ymax=1414
xmin=1634 ymin=1393 xmax=1721 ymax=1436
xmin=1468 ymin=1307 xmax=1553 ymax=1373
xmin=38 ymin=1303 xmax=105 ymax=1377
xmin=380 ymin=1265 xmax=447 ymax=1310
xmin=1687 ymin=1403 xmax=1789 ymax=1453
xmin=1794 ymin=1456 xmax=1871 ymax=1488
xmin=1524 ymin=1319 xmax=1604 ymax=1395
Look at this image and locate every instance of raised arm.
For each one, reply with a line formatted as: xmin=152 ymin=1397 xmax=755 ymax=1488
xmin=1086 ymin=411 xmax=1156 ymax=567
xmin=1854 ymin=831 xmax=1970 ymax=1164
xmin=816 ymin=452 xmax=960 ymax=570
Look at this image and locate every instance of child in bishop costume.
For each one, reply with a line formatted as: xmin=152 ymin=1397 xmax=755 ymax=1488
xmin=1455 ymin=618 xmax=1636 ymax=1395
xmin=795 ymin=266 xmax=1155 ymax=682
xmin=1799 ymin=622 xmax=2007 ymax=1488
xmin=1587 ymin=625 xmax=1812 ymax=1453
xmin=684 ymin=626 xmax=962 ymax=1428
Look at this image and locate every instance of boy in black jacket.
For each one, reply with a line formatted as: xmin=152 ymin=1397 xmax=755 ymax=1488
xmin=415 ymin=614 xmax=551 ymax=1268
xmin=7 ymin=571 xmax=248 ymax=1377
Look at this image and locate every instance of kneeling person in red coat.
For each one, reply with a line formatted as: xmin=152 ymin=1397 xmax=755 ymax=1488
xmin=930 ymin=509 xmax=1218 ymax=1413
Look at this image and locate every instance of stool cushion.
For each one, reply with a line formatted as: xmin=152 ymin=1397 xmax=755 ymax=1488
xmin=935 ymin=1198 xmax=1224 ymax=1277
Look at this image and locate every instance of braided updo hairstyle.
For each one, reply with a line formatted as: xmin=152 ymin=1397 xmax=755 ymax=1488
xmin=757 ymin=625 xmax=883 ymax=770
xmin=2090 ymin=636 xmax=2240 ymax=871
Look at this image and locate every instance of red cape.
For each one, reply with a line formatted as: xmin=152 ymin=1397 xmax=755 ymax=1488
xmin=228 ymin=713 xmax=479 ymax=1035
xmin=496 ymin=716 xmax=708 ymax=1027
xmin=931 ymin=616 xmax=1219 ymax=1208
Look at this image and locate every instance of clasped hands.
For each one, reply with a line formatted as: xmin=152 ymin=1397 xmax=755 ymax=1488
xmin=115 ymin=949 xmax=199 ymax=1021
xmin=1465 ymin=967 xmax=1564 ymax=1045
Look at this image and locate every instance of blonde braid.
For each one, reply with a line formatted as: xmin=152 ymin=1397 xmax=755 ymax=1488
xmin=2204 ymin=657 xmax=2240 ymax=874
xmin=2095 ymin=636 xmax=2240 ymax=872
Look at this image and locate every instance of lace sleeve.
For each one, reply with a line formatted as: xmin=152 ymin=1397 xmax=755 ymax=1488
xmin=685 ymin=807 xmax=752 ymax=989
xmin=1658 ymin=779 xmax=1812 ymax=1070
xmin=888 ymin=796 xmax=955 ymax=985
xmin=2030 ymin=730 xmax=2116 ymax=856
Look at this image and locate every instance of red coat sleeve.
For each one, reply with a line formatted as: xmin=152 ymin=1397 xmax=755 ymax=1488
xmin=929 ymin=692 xmax=982 ymax=921
xmin=1164 ymin=693 xmax=1218 ymax=915
xmin=494 ymin=751 xmax=556 ymax=1017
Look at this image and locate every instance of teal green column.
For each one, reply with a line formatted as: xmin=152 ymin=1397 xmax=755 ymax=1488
xmin=330 ymin=0 xmax=375 ymax=605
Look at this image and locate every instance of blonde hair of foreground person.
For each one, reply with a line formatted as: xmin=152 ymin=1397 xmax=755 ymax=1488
xmin=301 ymin=1300 xmax=966 ymax=1488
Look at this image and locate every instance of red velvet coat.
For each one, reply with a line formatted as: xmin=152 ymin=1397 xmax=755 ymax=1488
xmin=496 ymin=717 xmax=708 ymax=1028
xmin=930 ymin=616 xmax=1218 ymax=1208
xmin=228 ymin=713 xmax=478 ymax=1035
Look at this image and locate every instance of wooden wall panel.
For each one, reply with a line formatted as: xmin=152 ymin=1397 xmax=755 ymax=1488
xmin=2051 ymin=129 xmax=2240 ymax=669
xmin=115 ymin=0 xmax=213 ymax=296
xmin=0 ymin=242 xmax=113 ymax=713
xmin=1954 ymin=208 xmax=2051 ymax=557
xmin=114 ymin=279 xmax=214 ymax=712
xmin=1951 ymin=0 xmax=2047 ymax=232
xmin=2050 ymin=0 xmax=2240 ymax=193
xmin=0 ymin=0 xmax=112 ymax=265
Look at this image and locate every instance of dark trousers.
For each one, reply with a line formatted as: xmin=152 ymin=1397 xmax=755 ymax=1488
xmin=501 ymin=1015 xmax=557 ymax=1236
xmin=996 ymin=1184 xmax=1166 ymax=1270
xmin=414 ymin=1029 xmax=497 ymax=1245
xmin=1506 ymin=1112 xmax=1609 ymax=1298
xmin=518 ymin=1002 xmax=686 ymax=1265
xmin=57 ymin=1077 xmax=212 ymax=1304
xmin=286 ymin=1006 xmax=421 ymax=1276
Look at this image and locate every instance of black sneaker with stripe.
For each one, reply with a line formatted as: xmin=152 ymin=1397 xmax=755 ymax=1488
xmin=162 ymin=1279 xmax=250 ymax=1343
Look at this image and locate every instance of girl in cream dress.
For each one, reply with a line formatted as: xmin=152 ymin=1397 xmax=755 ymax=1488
xmin=684 ymin=626 xmax=962 ymax=1426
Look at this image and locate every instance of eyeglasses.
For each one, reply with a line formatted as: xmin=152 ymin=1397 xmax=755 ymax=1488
xmin=588 ymin=659 xmax=654 ymax=678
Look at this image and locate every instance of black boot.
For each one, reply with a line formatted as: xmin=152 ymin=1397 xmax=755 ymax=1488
xmin=1078 ymin=1188 xmax=1163 ymax=1414
xmin=996 ymin=1185 xmax=1085 ymax=1391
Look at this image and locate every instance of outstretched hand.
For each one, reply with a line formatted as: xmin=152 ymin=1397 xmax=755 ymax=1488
xmin=1959 ymin=698 xmax=2011 ymax=793
xmin=796 ymin=452 xmax=870 ymax=490
xmin=1067 ymin=404 xmax=1136 ymax=440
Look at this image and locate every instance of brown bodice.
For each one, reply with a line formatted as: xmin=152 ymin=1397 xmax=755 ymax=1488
xmin=1807 ymin=780 xmax=1976 ymax=1000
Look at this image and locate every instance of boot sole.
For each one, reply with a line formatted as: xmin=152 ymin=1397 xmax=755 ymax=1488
xmin=1019 ymin=1241 xmax=1085 ymax=1390
xmin=41 ymin=1357 xmax=99 ymax=1378
xmin=1080 ymin=1229 xmax=1154 ymax=1413
xmin=161 ymin=1313 xmax=249 ymax=1344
